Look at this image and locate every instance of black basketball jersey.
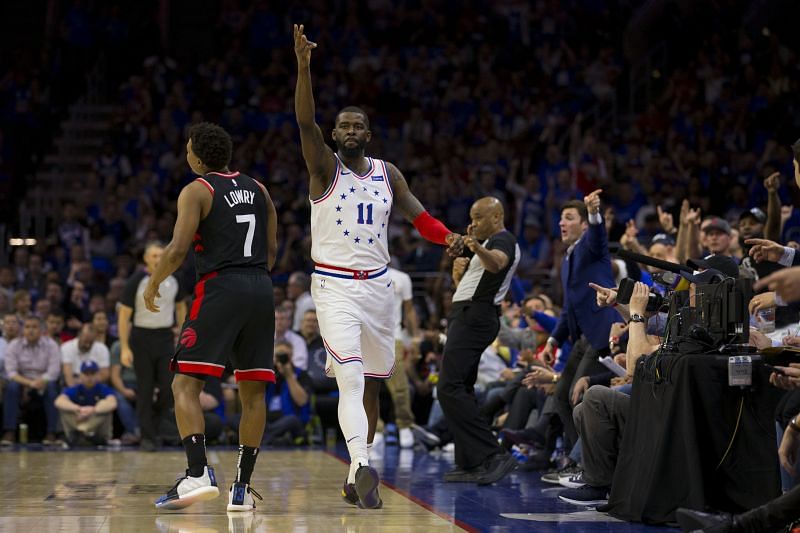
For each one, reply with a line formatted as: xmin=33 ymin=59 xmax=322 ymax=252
xmin=193 ymin=170 xmax=269 ymax=276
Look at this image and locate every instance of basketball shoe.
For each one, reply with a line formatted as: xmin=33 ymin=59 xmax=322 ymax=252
xmin=342 ymin=479 xmax=358 ymax=506
xmin=227 ymin=482 xmax=262 ymax=512
xmin=155 ymin=466 xmax=219 ymax=510
xmin=354 ymin=465 xmax=383 ymax=509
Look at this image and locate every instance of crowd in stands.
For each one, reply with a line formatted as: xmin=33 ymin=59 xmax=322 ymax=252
xmin=2 ymin=1 xmax=800 ymax=528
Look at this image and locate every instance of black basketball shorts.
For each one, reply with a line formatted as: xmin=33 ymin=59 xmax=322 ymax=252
xmin=172 ymin=268 xmax=275 ymax=382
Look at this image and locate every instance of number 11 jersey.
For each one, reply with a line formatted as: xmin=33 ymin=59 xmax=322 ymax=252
xmin=193 ymin=170 xmax=269 ymax=276
xmin=310 ymin=155 xmax=393 ymax=270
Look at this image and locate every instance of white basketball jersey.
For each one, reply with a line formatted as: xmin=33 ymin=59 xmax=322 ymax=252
xmin=310 ymin=155 xmax=393 ymax=269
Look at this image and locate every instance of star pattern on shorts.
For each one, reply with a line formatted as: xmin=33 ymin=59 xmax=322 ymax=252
xmin=340 ymin=193 xmax=347 ymax=200
xmin=354 ymin=236 xmax=361 ymax=244
xmin=368 ymin=238 xmax=374 ymax=245
xmin=336 ymin=219 xmax=342 ymax=225
xmin=336 ymin=205 xmax=342 ymax=212
xmin=349 ymin=186 xmax=355 ymax=193
xmin=343 ymin=229 xmax=350 ymax=237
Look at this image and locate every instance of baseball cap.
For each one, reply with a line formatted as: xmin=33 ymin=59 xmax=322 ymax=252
xmin=683 ymin=254 xmax=740 ymax=284
xmin=702 ymin=217 xmax=731 ymax=235
xmin=738 ymin=207 xmax=767 ymax=224
xmin=80 ymin=360 xmax=100 ymax=374
xmin=650 ymin=233 xmax=675 ymax=247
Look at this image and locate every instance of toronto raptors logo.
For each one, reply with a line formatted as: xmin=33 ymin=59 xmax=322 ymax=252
xmin=180 ymin=327 xmax=198 ymax=348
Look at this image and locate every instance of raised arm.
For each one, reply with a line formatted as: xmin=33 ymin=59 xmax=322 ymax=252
xmin=764 ymin=172 xmax=782 ymax=242
xmin=293 ymin=23 xmax=336 ymax=198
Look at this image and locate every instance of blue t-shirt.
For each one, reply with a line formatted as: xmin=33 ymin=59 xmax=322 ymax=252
xmin=64 ymin=383 xmax=114 ymax=406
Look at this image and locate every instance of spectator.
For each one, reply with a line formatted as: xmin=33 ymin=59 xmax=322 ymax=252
xmin=287 ymin=272 xmax=314 ymax=331
xmin=274 ymin=305 xmax=308 ymax=371
xmin=12 ymin=290 xmax=32 ymax=322
xmin=54 ymin=360 xmax=118 ymax=446
xmin=108 ymin=340 xmax=139 ymax=444
xmin=1 ymin=316 xmax=61 ymax=445
xmin=263 ymin=341 xmax=312 ymax=445
xmin=0 ymin=313 xmax=21 ymax=376
xmin=45 ymin=311 xmax=67 ymax=344
xmin=61 ymin=324 xmax=111 ymax=387
xmin=91 ymin=310 xmax=117 ymax=349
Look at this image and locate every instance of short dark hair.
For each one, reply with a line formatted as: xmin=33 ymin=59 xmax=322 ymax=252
xmin=336 ymin=106 xmax=370 ymax=128
xmin=561 ymin=200 xmax=588 ymax=222
xmin=188 ymin=122 xmax=232 ymax=170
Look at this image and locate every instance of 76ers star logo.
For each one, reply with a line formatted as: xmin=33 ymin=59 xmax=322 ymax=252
xmin=180 ymin=327 xmax=198 ymax=348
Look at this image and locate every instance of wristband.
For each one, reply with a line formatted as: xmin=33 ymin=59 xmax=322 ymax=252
xmin=412 ymin=211 xmax=452 ymax=246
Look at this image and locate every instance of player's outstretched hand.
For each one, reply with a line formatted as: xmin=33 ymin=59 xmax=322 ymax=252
xmin=143 ymin=281 xmax=161 ymax=313
xmin=445 ymin=232 xmax=464 ymax=258
xmin=293 ymin=24 xmax=317 ymax=67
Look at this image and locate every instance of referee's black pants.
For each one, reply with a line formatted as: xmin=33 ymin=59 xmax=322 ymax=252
xmin=438 ymin=301 xmax=504 ymax=470
xmin=131 ymin=326 xmax=174 ymax=442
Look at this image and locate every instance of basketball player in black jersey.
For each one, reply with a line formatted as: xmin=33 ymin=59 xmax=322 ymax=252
xmin=144 ymin=122 xmax=278 ymax=512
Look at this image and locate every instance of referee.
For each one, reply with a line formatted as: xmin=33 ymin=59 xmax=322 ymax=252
xmin=118 ymin=241 xmax=187 ymax=451
xmin=438 ymin=197 xmax=521 ymax=485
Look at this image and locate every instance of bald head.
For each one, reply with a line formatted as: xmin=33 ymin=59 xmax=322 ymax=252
xmin=469 ymin=196 xmax=505 ymax=240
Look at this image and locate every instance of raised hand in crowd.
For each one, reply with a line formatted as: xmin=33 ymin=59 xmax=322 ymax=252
xmin=501 ymin=301 xmax=521 ymax=327
xmin=679 ymin=199 xmax=701 ymax=227
xmin=657 ymin=205 xmax=676 ymax=234
xmin=584 ymin=189 xmax=602 ymax=215
xmin=781 ymin=206 xmax=794 ymax=231
xmin=620 ymin=219 xmax=645 ymax=254
xmin=755 ymin=266 xmax=800 ymax=303
xmin=746 ymin=238 xmax=786 ymax=263
xmin=764 ymin=171 xmax=780 ymax=193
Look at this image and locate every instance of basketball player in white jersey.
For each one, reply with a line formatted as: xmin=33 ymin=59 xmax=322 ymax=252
xmin=294 ymin=24 xmax=462 ymax=509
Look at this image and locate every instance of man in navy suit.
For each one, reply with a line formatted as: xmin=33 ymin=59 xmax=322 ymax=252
xmin=540 ymin=189 xmax=620 ymax=449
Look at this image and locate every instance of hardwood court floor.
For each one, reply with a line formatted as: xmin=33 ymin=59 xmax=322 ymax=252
xmin=0 ymin=447 xmax=459 ymax=532
xmin=0 ymin=444 xmax=672 ymax=532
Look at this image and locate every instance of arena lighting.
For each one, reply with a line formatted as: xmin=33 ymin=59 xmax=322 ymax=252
xmin=8 ymin=238 xmax=36 ymax=246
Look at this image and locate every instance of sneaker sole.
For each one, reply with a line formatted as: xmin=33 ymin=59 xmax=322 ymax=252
xmin=155 ymin=486 xmax=220 ymax=510
xmin=355 ymin=467 xmax=382 ymax=509
xmin=558 ymin=495 xmax=608 ymax=506
xmin=227 ymin=503 xmax=255 ymax=512
xmin=540 ymin=475 xmax=563 ymax=485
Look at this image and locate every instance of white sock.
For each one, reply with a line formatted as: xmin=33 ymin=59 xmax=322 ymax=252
xmin=335 ymin=360 xmax=369 ymax=484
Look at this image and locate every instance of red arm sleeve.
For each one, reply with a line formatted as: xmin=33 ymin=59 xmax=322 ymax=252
xmin=412 ymin=211 xmax=452 ymax=245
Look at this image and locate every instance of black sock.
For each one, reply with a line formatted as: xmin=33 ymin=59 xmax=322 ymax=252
xmin=235 ymin=445 xmax=259 ymax=485
xmin=182 ymin=434 xmax=207 ymax=477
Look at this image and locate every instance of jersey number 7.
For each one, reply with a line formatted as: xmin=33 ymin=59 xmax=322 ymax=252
xmin=236 ymin=214 xmax=256 ymax=257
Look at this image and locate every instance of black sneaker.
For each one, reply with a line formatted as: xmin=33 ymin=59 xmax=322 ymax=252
xmin=341 ymin=478 xmax=358 ymax=506
xmin=442 ymin=465 xmax=486 ymax=483
xmin=558 ymin=484 xmax=610 ymax=507
xmin=675 ymin=508 xmax=734 ymax=533
xmin=354 ymin=465 xmax=382 ymax=509
xmin=476 ymin=452 xmax=518 ymax=486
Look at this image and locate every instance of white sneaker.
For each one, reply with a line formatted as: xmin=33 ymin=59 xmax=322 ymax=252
xmin=155 ymin=466 xmax=220 ymax=510
xmin=558 ymin=470 xmax=587 ymax=489
xmin=372 ymin=432 xmax=385 ymax=447
xmin=227 ymin=482 xmax=262 ymax=512
xmin=399 ymin=427 xmax=414 ymax=448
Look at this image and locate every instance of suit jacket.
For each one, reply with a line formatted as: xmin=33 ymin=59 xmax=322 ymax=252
xmin=552 ymin=217 xmax=621 ymax=350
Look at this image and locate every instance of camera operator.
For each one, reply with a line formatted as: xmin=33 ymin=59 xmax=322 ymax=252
xmin=262 ymin=341 xmax=312 ymax=446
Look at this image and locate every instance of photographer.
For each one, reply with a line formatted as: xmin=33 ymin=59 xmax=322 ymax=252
xmin=262 ymin=341 xmax=312 ymax=446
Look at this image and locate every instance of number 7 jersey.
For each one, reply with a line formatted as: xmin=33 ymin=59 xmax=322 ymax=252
xmin=192 ymin=170 xmax=269 ymax=276
xmin=310 ymin=155 xmax=393 ymax=270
